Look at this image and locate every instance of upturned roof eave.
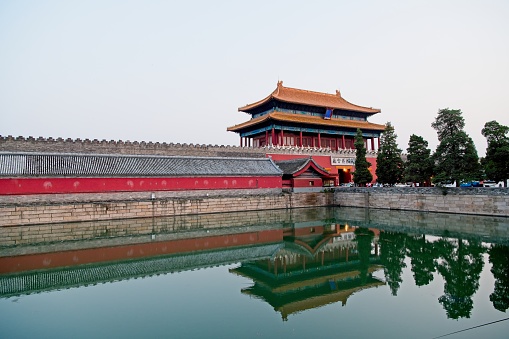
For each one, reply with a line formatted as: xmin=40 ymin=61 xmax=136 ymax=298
xmin=227 ymin=112 xmax=386 ymax=132
xmin=292 ymin=159 xmax=334 ymax=178
xmin=238 ymin=82 xmax=381 ymax=114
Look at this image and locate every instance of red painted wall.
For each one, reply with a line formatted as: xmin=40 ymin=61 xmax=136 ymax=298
xmin=0 ymin=176 xmax=282 ymax=195
xmin=293 ymin=178 xmax=322 ymax=187
xmin=268 ymin=153 xmax=378 ymax=184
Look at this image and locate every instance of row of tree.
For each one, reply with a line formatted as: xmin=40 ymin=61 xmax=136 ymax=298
xmin=352 ymin=108 xmax=509 ymax=187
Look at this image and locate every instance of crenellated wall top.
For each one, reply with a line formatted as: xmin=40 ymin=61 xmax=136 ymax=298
xmin=0 ymin=135 xmax=377 ymax=157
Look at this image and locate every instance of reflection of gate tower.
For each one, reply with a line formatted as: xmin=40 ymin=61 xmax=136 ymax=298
xmin=227 ymin=81 xmax=386 ymax=184
xmin=230 ymin=223 xmax=384 ymax=321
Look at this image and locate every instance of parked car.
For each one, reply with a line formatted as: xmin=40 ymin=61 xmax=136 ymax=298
xmin=483 ymin=180 xmax=503 ymax=187
xmin=460 ymin=181 xmax=482 ymax=187
xmin=395 ymin=183 xmax=411 ymax=187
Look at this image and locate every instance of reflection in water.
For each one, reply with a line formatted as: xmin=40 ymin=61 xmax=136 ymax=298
xmin=489 ymin=245 xmax=509 ymax=312
xmin=1 ymin=206 xmax=509 ymax=323
xmin=230 ymin=225 xmax=383 ymax=321
xmin=436 ymin=238 xmax=485 ymax=319
xmin=407 ymin=234 xmax=438 ymax=287
xmin=379 ymin=231 xmax=407 ymax=296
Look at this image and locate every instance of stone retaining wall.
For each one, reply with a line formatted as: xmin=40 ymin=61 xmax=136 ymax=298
xmin=0 ymin=207 xmax=337 ymax=248
xmin=335 ymin=187 xmax=509 ymax=217
xmin=0 ymin=190 xmax=334 ymax=228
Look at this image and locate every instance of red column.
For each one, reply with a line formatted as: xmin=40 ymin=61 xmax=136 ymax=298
xmin=342 ymin=135 xmax=346 ymax=149
xmin=281 ymin=130 xmax=284 ymax=146
xmin=271 ymin=128 xmax=275 ymax=145
xmin=371 ymin=138 xmax=375 ymax=151
xmin=299 ymin=131 xmax=303 ymax=147
xmin=378 ymin=138 xmax=381 ymax=149
xmin=318 ymin=133 xmax=321 ymax=148
xmin=265 ymin=130 xmax=268 ymax=146
xmin=240 ymin=136 xmax=242 ymax=147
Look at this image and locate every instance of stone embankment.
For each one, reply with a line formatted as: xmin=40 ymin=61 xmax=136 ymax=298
xmin=0 ymin=190 xmax=335 ymax=228
xmin=335 ymin=187 xmax=509 ymax=217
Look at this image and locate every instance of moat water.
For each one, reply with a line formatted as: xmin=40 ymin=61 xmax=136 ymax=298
xmin=1 ymin=207 xmax=508 ymax=339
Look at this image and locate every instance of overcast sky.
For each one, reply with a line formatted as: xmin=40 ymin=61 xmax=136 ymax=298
xmin=1 ymin=0 xmax=508 ymax=156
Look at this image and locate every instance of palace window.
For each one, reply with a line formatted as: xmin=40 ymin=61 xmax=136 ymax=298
xmin=283 ymin=136 xmax=295 ymax=146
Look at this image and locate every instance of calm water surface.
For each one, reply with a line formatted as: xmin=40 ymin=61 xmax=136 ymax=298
xmin=1 ymin=207 xmax=508 ymax=339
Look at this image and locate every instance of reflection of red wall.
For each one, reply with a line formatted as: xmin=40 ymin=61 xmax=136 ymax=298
xmin=0 ymin=176 xmax=282 ymax=195
xmin=0 ymin=229 xmax=284 ymax=274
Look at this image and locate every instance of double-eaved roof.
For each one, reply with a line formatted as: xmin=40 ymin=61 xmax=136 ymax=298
xmin=0 ymin=152 xmax=283 ymax=177
xmin=227 ymin=111 xmax=386 ymax=133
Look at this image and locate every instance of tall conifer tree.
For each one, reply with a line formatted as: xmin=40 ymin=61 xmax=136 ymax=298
xmin=404 ymin=134 xmax=433 ymax=186
xmin=432 ymin=108 xmax=481 ymax=186
xmin=376 ymin=122 xmax=404 ymax=185
xmin=481 ymin=120 xmax=509 ymax=186
xmin=353 ymin=128 xmax=372 ymax=186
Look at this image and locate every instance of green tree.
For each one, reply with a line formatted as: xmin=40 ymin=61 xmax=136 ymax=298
xmin=404 ymin=134 xmax=433 ymax=186
xmin=431 ymin=108 xmax=481 ymax=186
xmin=376 ymin=122 xmax=404 ymax=185
xmin=352 ymin=128 xmax=373 ymax=186
xmin=481 ymin=120 xmax=509 ymax=186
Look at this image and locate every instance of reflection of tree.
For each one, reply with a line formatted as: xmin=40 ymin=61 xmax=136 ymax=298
xmin=435 ymin=238 xmax=485 ymax=319
xmin=379 ymin=231 xmax=407 ymax=296
xmin=406 ymin=234 xmax=438 ymax=286
xmin=354 ymin=228 xmax=375 ymax=284
xmin=488 ymin=244 xmax=509 ymax=312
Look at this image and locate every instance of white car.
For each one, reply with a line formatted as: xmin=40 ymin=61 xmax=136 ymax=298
xmin=483 ymin=181 xmax=503 ymax=187
xmin=395 ymin=183 xmax=411 ymax=187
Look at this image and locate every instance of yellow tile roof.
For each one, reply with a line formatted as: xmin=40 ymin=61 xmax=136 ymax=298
xmin=227 ymin=111 xmax=386 ymax=132
xmin=238 ymin=81 xmax=381 ymax=114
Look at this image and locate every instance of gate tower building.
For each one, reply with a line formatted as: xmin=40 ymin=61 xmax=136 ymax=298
xmin=227 ymin=81 xmax=386 ymax=185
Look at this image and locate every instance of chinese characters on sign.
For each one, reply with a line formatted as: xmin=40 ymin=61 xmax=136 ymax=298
xmin=331 ymin=157 xmax=355 ymax=166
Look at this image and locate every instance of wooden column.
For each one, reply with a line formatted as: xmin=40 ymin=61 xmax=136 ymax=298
xmin=342 ymin=135 xmax=346 ymax=149
xmin=281 ymin=129 xmax=284 ymax=146
xmin=240 ymin=136 xmax=242 ymax=147
xmin=271 ymin=128 xmax=275 ymax=146
xmin=318 ymin=133 xmax=321 ymax=148
xmin=299 ymin=131 xmax=303 ymax=147
xmin=371 ymin=138 xmax=375 ymax=151
xmin=265 ymin=130 xmax=269 ymax=146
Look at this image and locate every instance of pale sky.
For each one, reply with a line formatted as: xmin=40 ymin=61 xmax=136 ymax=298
xmin=1 ymin=0 xmax=508 ymax=156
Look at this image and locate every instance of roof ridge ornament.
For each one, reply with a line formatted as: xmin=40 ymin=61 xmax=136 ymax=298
xmin=336 ymin=89 xmax=341 ymax=97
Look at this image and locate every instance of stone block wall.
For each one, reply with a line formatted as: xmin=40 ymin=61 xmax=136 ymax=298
xmin=0 ymin=199 xmax=337 ymax=247
xmin=335 ymin=187 xmax=509 ymax=217
xmin=0 ymin=191 xmax=335 ymax=229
